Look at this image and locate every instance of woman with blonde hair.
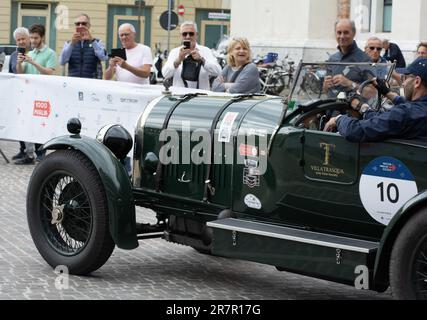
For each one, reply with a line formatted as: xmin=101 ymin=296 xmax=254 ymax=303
xmin=212 ymin=37 xmax=260 ymax=94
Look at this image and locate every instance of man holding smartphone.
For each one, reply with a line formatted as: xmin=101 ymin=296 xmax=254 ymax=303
xmin=16 ymin=24 xmax=57 ymax=165
xmin=59 ymin=13 xmax=107 ymax=79
xmin=9 ymin=28 xmax=31 ymax=74
xmin=162 ymin=21 xmax=221 ymax=90
xmin=8 ymin=27 xmax=31 ymax=162
xmin=105 ymin=23 xmax=152 ymax=85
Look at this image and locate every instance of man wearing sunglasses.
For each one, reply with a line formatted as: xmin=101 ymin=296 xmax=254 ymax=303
xmin=162 ymin=21 xmax=221 ymax=90
xmin=324 ymin=57 xmax=427 ymax=142
xmin=59 ymin=13 xmax=107 ymax=79
xmin=365 ymin=37 xmax=386 ymax=64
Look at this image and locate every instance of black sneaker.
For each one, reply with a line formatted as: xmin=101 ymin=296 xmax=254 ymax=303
xmin=14 ymin=156 xmax=35 ymax=165
xmin=12 ymin=151 xmax=26 ymax=160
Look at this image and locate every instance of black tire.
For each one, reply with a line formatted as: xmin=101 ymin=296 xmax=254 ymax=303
xmin=27 ymin=149 xmax=115 ymax=275
xmin=390 ymin=209 xmax=427 ymax=300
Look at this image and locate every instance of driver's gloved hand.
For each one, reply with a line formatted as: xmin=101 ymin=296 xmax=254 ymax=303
xmin=347 ymin=93 xmax=365 ymax=111
xmin=375 ymin=79 xmax=391 ymax=96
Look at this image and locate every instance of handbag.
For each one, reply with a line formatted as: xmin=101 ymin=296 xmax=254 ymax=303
xmin=181 ymin=55 xmax=202 ymax=88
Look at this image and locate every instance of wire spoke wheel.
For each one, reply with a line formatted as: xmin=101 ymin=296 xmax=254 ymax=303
xmin=27 ymin=149 xmax=115 ymax=275
xmin=41 ymin=173 xmax=92 ymax=255
xmin=390 ymin=209 xmax=427 ymax=300
xmin=412 ymin=236 xmax=427 ymax=299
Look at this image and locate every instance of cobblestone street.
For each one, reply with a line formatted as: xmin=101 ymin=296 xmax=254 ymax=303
xmin=0 ymin=140 xmax=392 ymax=300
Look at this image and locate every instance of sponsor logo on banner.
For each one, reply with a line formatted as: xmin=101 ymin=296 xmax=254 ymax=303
xmin=239 ymin=144 xmax=258 ymax=157
xmin=120 ymin=98 xmax=138 ymax=104
xmin=244 ymin=194 xmax=262 ymax=210
xmin=33 ymin=101 xmax=51 ymax=118
xmin=91 ymin=93 xmax=100 ymax=102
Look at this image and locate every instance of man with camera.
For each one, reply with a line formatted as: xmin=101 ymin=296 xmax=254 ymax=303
xmin=59 ymin=13 xmax=107 ymax=79
xmin=105 ymin=23 xmax=152 ymax=84
xmin=16 ymin=24 xmax=57 ymax=164
xmin=162 ymin=21 xmax=221 ymax=90
xmin=8 ymin=27 xmax=31 ymax=162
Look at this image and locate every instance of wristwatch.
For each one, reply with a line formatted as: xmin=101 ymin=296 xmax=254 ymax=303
xmin=359 ymin=104 xmax=370 ymax=114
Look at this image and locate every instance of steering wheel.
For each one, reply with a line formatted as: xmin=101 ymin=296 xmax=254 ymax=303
xmin=357 ymin=78 xmax=382 ymax=111
xmin=294 ymin=101 xmax=360 ymax=131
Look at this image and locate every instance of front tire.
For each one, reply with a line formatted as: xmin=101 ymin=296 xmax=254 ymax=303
xmin=27 ymin=150 xmax=115 ymax=275
xmin=390 ymin=209 xmax=427 ymax=300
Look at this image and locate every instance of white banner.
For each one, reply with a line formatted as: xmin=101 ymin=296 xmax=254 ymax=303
xmin=0 ymin=73 xmax=208 ymax=145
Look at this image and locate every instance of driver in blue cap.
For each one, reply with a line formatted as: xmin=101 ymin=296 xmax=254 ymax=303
xmin=324 ymin=57 xmax=427 ymax=142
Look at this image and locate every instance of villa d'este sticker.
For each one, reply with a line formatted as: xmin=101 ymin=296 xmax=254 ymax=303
xmin=359 ymin=157 xmax=418 ymax=226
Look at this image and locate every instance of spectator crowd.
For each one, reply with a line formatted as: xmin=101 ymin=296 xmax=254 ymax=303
xmin=3 ymin=14 xmax=427 ymax=163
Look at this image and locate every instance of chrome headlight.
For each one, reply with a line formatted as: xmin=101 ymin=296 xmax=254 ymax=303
xmin=96 ymin=124 xmax=133 ymax=160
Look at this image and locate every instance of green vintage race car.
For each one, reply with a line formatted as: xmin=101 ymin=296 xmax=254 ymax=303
xmin=26 ymin=62 xmax=427 ymax=299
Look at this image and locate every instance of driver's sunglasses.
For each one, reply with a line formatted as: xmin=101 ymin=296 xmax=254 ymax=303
xmin=401 ymin=74 xmax=416 ymax=82
xmin=182 ymin=32 xmax=195 ymax=37
xmin=368 ymin=47 xmax=382 ymax=51
xmin=74 ymin=22 xmax=88 ymax=26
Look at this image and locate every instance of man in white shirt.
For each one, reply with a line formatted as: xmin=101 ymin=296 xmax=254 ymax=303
xmin=105 ymin=23 xmax=152 ymax=85
xmin=162 ymin=21 xmax=221 ymax=90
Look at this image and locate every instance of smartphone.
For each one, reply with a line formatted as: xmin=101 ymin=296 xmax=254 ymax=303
xmin=109 ymin=48 xmax=127 ymax=61
xmin=183 ymin=41 xmax=191 ymax=49
xmin=17 ymin=47 xmax=26 ymax=55
xmin=76 ymin=26 xmax=85 ymax=34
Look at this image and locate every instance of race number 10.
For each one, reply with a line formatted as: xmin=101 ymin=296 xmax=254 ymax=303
xmin=377 ymin=182 xmax=399 ymax=204
xmin=359 ymin=157 xmax=418 ymax=226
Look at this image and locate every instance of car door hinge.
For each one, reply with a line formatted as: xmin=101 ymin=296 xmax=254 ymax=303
xmin=232 ymin=230 xmax=238 ymax=246
xmin=336 ymin=249 xmax=342 ymax=265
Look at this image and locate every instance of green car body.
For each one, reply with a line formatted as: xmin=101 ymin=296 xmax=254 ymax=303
xmin=30 ymin=62 xmax=427 ymax=298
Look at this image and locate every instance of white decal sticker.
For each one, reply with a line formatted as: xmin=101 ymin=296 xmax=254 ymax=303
xmin=244 ymin=194 xmax=262 ymax=210
xmin=359 ymin=157 xmax=418 ymax=225
xmin=218 ymin=112 xmax=239 ymax=143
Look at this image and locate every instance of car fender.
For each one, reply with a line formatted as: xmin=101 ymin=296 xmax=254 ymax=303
xmin=373 ymin=190 xmax=427 ymax=290
xmin=42 ymin=135 xmax=138 ymax=250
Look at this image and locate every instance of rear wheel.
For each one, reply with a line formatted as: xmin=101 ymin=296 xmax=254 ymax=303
xmin=390 ymin=209 xmax=427 ymax=300
xmin=27 ymin=150 xmax=115 ymax=275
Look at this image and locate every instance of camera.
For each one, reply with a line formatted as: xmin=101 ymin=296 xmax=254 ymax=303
xmin=76 ymin=26 xmax=85 ymax=34
xmin=183 ymin=41 xmax=191 ymax=49
xmin=17 ymin=47 xmax=26 ymax=55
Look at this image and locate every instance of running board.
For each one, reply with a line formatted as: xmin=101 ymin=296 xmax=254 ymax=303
xmin=207 ymin=218 xmax=379 ymax=286
xmin=207 ymin=218 xmax=378 ymax=253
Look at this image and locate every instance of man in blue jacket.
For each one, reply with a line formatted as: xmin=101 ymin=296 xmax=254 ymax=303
xmin=59 ymin=13 xmax=107 ymax=79
xmin=323 ymin=19 xmax=372 ymax=97
xmin=324 ymin=57 xmax=427 ymax=142
xmin=383 ymin=40 xmax=406 ymax=68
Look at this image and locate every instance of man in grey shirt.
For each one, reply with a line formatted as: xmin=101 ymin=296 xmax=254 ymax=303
xmin=212 ymin=37 xmax=260 ymax=94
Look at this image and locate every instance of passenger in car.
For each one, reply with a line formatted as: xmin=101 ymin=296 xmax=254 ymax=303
xmin=324 ymin=57 xmax=427 ymax=142
xmin=323 ymin=19 xmax=372 ymax=96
